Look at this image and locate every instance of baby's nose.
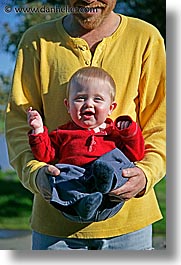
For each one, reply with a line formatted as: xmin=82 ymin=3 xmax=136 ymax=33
xmin=84 ymin=98 xmax=94 ymax=107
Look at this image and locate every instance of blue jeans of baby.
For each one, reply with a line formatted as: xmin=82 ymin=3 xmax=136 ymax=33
xmin=32 ymin=225 xmax=153 ymax=250
xmin=49 ymin=148 xmax=135 ymax=222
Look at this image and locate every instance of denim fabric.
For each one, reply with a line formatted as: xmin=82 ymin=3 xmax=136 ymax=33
xmin=49 ymin=148 xmax=135 ymax=222
xmin=32 ymin=225 xmax=153 ymax=250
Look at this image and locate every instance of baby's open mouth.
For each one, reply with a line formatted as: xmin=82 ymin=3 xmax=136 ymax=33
xmin=82 ymin=111 xmax=95 ymax=118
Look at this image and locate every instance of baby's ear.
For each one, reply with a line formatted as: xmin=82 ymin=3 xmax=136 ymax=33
xmin=108 ymin=101 xmax=117 ymax=115
xmin=64 ymin=98 xmax=70 ymax=113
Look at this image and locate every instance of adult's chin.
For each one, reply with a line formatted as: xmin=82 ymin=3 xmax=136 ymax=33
xmin=73 ymin=10 xmax=107 ymax=30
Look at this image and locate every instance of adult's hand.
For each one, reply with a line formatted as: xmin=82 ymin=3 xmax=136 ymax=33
xmin=108 ymin=167 xmax=147 ymax=202
xmin=36 ymin=164 xmax=60 ymax=202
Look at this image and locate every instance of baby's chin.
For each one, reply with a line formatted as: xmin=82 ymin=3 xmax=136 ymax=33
xmin=75 ymin=118 xmax=102 ymax=130
xmin=78 ymin=121 xmax=97 ymax=129
xmin=81 ymin=123 xmax=103 ymax=133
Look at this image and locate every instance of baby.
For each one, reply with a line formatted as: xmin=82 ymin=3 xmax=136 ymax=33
xmin=27 ymin=67 xmax=144 ymax=222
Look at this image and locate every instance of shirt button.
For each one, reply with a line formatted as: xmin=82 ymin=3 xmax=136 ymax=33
xmin=81 ymin=46 xmax=87 ymax=51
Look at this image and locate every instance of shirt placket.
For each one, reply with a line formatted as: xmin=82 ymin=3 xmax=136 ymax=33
xmin=73 ymin=39 xmax=106 ymax=67
xmin=91 ymin=42 xmax=106 ymax=67
xmin=87 ymin=130 xmax=108 ymax=152
xmin=80 ymin=44 xmax=92 ymax=66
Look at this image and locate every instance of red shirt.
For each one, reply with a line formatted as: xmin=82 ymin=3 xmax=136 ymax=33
xmin=28 ymin=116 xmax=144 ymax=166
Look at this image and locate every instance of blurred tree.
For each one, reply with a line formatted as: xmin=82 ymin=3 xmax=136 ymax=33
xmin=0 ymin=74 xmax=11 ymax=129
xmin=1 ymin=0 xmax=65 ymax=57
xmin=117 ymin=0 xmax=166 ymax=42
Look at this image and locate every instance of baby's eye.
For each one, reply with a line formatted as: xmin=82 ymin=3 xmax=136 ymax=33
xmin=94 ymin=97 xmax=103 ymax=102
xmin=74 ymin=96 xmax=86 ymax=102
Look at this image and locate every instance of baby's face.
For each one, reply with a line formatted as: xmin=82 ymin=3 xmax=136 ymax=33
xmin=64 ymin=79 xmax=117 ymax=129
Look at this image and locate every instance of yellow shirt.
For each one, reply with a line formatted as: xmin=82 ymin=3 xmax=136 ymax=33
xmin=5 ymin=14 xmax=166 ymax=238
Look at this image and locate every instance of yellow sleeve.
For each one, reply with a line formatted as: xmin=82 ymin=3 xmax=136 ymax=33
xmin=135 ymin=36 xmax=166 ymax=193
xmin=5 ymin=31 xmax=46 ymax=194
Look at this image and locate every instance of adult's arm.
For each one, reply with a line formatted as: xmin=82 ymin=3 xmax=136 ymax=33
xmin=110 ymin=31 xmax=166 ymax=200
xmin=5 ymin=31 xmax=48 ymax=194
xmin=135 ymin=34 xmax=166 ymax=193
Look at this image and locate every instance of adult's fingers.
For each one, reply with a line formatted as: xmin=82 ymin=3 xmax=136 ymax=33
xmin=109 ymin=167 xmax=147 ymax=201
xmin=45 ymin=164 xmax=60 ymax=176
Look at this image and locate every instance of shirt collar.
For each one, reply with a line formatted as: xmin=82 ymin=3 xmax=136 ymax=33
xmin=68 ymin=118 xmax=114 ymax=134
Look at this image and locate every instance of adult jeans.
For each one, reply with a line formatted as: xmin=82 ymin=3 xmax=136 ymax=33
xmin=32 ymin=225 xmax=153 ymax=250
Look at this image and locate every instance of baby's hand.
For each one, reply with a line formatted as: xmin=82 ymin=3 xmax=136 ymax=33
xmin=117 ymin=120 xmax=131 ymax=130
xmin=27 ymin=107 xmax=44 ymax=134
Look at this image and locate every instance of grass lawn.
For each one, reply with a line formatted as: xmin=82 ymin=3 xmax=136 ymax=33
xmin=0 ymin=120 xmax=4 ymax=134
xmin=0 ymin=171 xmax=33 ymax=230
xmin=0 ymin=170 xmax=166 ymax=235
xmin=153 ymin=177 xmax=166 ymax=236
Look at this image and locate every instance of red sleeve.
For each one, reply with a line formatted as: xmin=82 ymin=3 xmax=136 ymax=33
xmin=28 ymin=126 xmax=60 ymax=163
xmin=114 ymin=116 xmax=145 ymax=162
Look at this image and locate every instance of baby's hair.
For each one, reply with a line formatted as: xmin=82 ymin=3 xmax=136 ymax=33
xmin=67 ymin=67 xmax=116 ymax=102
